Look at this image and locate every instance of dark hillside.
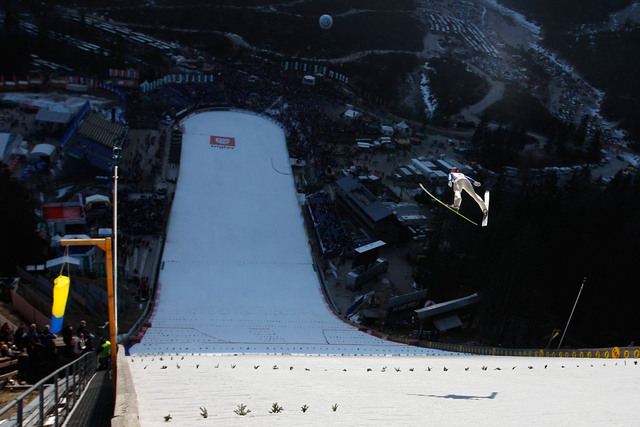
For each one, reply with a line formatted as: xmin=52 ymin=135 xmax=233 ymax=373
xmin=546 ymin=26 xmax=640 ymax=147
xmin=497 ymin=0 xmax=640 ymax=143
xmin=497 ymin=0 xmax=632 ymax=32
xmin=105 ymin=5 xmax=424 ymax=58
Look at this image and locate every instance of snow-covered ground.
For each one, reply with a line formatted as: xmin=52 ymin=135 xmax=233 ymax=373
xmin=421 ymin=62 xmax=438 ymax=118
xmin=126 ymin=110 xmax=640 ymax=425
xmin=480 ymin=0 xmax=542 ymax=38
xmin=1 ymin=91 xmax=114 ymax=114
xmin=127 ymin=354 xmax=639 ymax=425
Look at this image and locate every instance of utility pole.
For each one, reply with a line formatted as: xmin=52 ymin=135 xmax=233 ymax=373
xmin=558 ymin=277 xmax=586 ymax=349
xmin=113 ymin=146 xmax=121 ymax=337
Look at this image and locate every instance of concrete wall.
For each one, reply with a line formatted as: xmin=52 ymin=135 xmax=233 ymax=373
xmin=112 ymin=344 xmax=140 ymax=427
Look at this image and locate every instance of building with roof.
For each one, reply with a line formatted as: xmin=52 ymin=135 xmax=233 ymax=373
xmin=42 ymin=194 xmax=86 ymax=236
xmin=333 ymin=175 xmax=401 ymax=242
xmin=27 ymin=143 xmax=57 ymax=164
xmin=62 ymin=103 xmax=128 ymax=171
xmin=35 ymin=109 xmax=73 ymax=125
xmin=0 ymin=132 xmax=22 ymax=165
xmin=415 ymin=293 xmax=482 ymax=332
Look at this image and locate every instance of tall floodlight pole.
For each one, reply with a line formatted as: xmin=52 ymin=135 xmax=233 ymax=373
xmin=113 ymin=147 xmax=121 ymax=337
xmin=558 ymin=277 xmax=587 ymax=349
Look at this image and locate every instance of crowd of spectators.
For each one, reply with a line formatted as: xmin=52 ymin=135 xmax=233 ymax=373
xmin=124 ymin=56 xmax=391 ymax=185
xmin=307 ymin=192 xmax=353 ymax=257
xmin=146 ymin=82 xmax=224 ymax=111
xmin=0 ymin=320 xmax=102 ymax=385
xmin=123 ymin=91 xmax=162 ymax=129
xmin=0 ymin=322 xmax=58 ymax=384
xmin=117 ymin=195 xmax=169 ymax=235
xmin=117 ymin=235 xmax=152 ymax=301
xmin=0 ymin=322 xmax=19 ymax=358
xmin=122 ymin=132 xmax=164 ymax=189
xmin=119 ymin=236 xmax=151 ymax=265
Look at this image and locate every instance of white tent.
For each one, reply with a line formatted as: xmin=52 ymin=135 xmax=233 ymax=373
xmin=84 ymin=194 xmax=111 ymax=207
xmin=61 ymin=234 xmax=92 ymax=240
xmin=35 ymin=109 xmax=73 ymax=124
xmin=395 ymin=120 xmax=410 ymax=133
xmin=28 ymin=143 xmax=56 ymax=162
xmin=13 ymin=140 xmax=29 ymax=157
xmin=381 ymin=125 xmax=394 ymax=136
xmin=343 ymin=109 xmax=360 ymax=119
xmin=301 ymin=75 xmax=316 ymax=86
xmin=45 ymin=256 xmax=81 ymax=271
xmin=98 ymin=228 xmax=113 ymax=237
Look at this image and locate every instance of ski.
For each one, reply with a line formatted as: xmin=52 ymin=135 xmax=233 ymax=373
xmin=419 ymin=183 xmax=479 ymax=226
xmin=482 ymin=190 xmax=490 ymax=227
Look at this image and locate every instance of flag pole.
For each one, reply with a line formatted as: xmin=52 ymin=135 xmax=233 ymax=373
xmin=558 ymin=277 xmax=586 ymax=349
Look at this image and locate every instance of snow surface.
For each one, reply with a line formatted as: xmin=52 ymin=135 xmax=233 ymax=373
xmin=421 ymin=62 xmax=438 ymax=118
xmin=127 ymin=354 xmax=640 ymax=426
xmin=481 ymin=0 xmax=542 ymax=37
xmin=1 ymin=91 xmax=114 ymax=114
xmin=127 ymin=111 xmax=640 ymax=425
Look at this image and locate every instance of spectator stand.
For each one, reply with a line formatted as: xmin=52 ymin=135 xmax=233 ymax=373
xmin=307 ymin=192 xmax=353 ymax=257
xmin=63 ymin=110 xmax=128 ymax=172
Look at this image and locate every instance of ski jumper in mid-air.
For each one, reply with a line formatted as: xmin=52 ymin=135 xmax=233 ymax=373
xmin=448 ymin=168 xmax=488 ymax=219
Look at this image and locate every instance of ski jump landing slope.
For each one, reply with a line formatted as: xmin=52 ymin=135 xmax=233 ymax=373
xmin=128 ymin=110 xmax=448 ymax=356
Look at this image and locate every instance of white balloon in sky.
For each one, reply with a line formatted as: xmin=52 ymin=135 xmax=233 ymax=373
xmin=319 ymin=14 xmax=333 ymax=30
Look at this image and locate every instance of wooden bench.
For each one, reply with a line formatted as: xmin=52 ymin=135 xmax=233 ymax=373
xmin=0 ymin=358 xmax=18 ymax=381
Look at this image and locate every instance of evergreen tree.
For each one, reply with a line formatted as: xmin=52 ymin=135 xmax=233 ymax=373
xmin=0 ymin=168 xmax=46 ymax=274
xmin=574 ymin=115 xmax=589 ymax=147
xmin=587 ymin=128 xmax=603 ymax=163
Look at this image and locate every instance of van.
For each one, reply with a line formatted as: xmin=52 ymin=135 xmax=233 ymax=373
xmin=396 ymin=138 xmax=411 ymax=148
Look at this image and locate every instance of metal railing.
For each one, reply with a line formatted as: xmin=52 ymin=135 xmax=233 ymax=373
xmin=0 ymin=351 xmax=97 ymax=427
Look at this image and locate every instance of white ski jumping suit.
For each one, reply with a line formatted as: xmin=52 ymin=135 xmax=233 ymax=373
xmin=448 ymin=171 xmax=487 ymax=214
